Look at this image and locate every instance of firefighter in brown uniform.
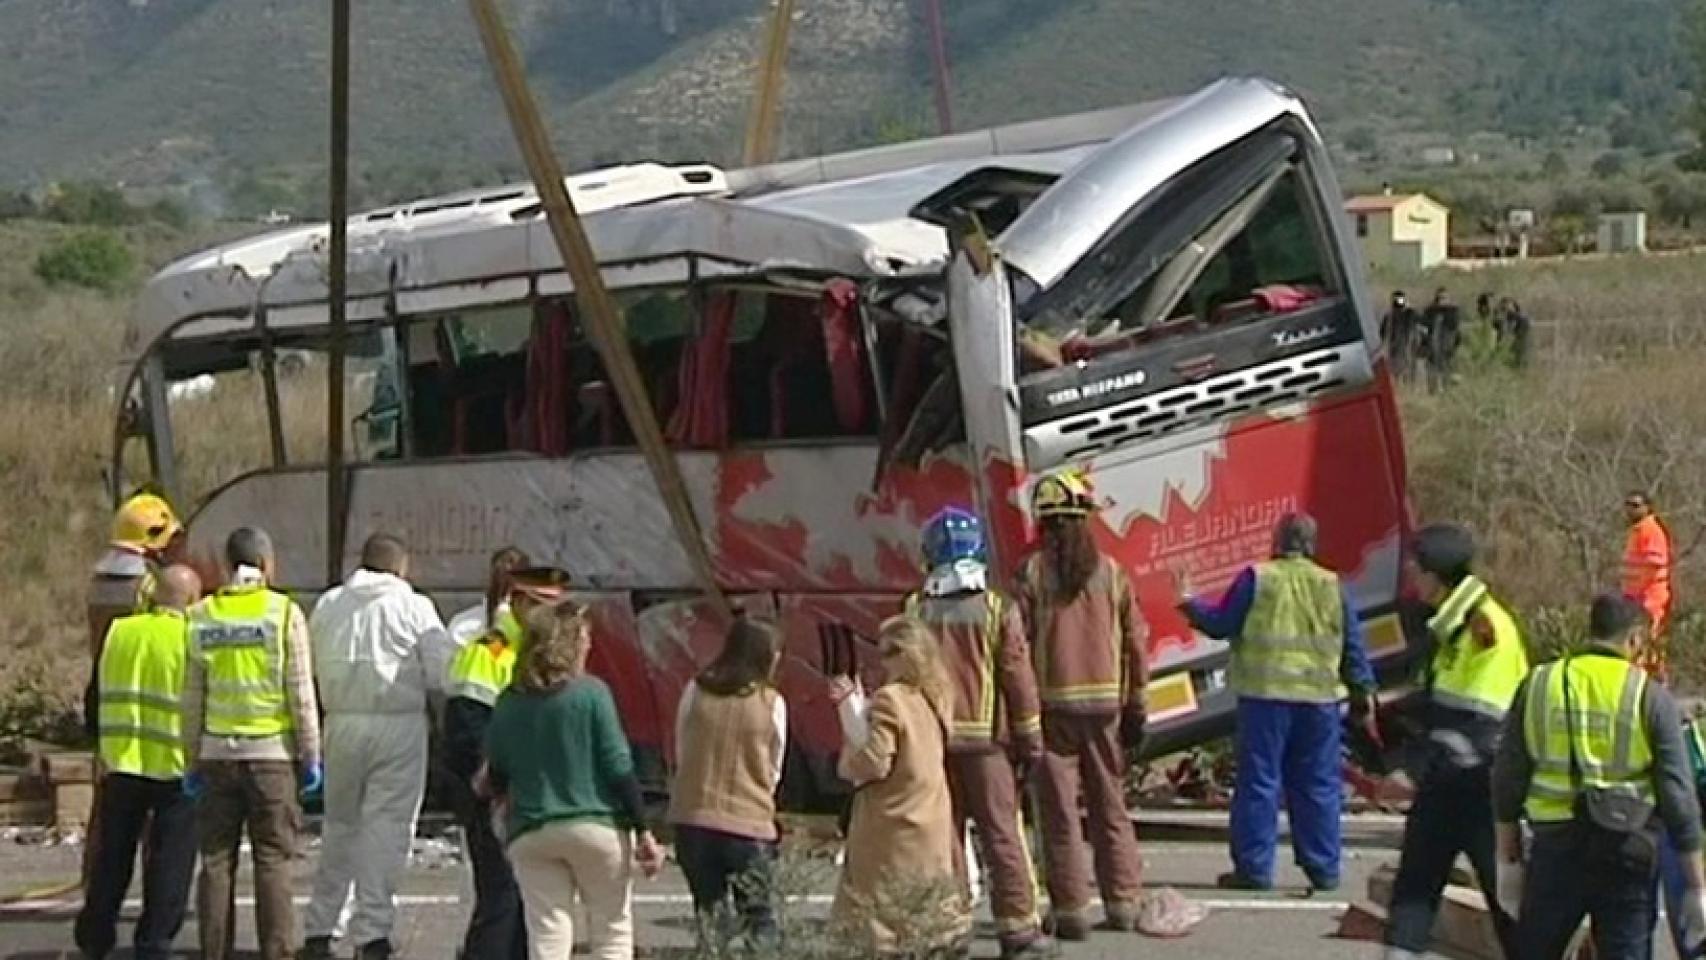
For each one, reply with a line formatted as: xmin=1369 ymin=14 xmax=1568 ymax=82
xmin=1017 ymin=469 xmax=1148 ymax=939
xmin=906 ymin=508 xmax=1053 ymax=959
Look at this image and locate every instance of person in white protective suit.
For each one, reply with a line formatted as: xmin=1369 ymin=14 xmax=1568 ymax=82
xmin=299 ymin=533 xmax=454 ymax=960
xmin=447 ymin=547 xmax=530 ymax=648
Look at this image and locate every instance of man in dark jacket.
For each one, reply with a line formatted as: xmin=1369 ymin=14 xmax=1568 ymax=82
xmin=442 ymin=567 xmax=570 ymax=960
xmin=1492 ymin=595 xmax=1706 ymax=960
xmin=1423 ymin=288 xmax=1461 ymax=393
xmin=1381 ymin=291 xmax=1420 ymax=382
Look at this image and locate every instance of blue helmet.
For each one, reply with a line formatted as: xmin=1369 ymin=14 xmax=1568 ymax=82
xmin=922 ymin=507 xmax=985 ymax=569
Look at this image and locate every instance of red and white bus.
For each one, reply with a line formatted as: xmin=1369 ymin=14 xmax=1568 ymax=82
xmin=114 ymin=77 xmax=1412 ymax=802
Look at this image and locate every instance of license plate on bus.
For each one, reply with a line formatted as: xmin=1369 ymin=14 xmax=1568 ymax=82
xmin=1145 ymin=672 xmax=1199 ymax=724
xmin=1363 ymin=612 xmax=1406 ymax=658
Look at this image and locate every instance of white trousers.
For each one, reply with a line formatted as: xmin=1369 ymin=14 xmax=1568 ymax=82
xmin=508 ymin=820 xmax=634 ymax=960
xmin=303 ymin=713 xmax=429 ymax=946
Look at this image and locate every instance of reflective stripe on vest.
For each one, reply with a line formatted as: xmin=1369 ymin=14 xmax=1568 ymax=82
xmin=1522 ymin=655 xmax=1653 ymax=823
xmin=906 ymin=590 xmax=1007 ymax=740
xmin=1428 ymin=584 xmax=1529 ymax=720
xmin=1233 ymin=558 xmax=1346 ymax=704
xmin=190 ymin=587 xmax=293 ymax=738
xmin=98 ymin=610 xmax=188 ymax=779
xmin=448 ymin=635 xmax=516 ymax=706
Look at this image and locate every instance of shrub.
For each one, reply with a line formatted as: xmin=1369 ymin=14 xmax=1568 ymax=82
xmin=34 ymin=230 xmax=136 ymax=293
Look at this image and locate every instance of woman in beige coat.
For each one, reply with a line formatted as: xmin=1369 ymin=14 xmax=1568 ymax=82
xmin=828 ymin=615 xmax=970 ymax=955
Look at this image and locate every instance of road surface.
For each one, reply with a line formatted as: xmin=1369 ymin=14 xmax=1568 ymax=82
xmin=0 ymin=812 xmax=1655 ymax=959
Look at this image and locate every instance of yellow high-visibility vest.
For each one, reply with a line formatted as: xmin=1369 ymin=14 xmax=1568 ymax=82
xmin=1428 ymin=578 xmax=1529 ymax=720
xmin=448 ymin=633 xmax=518 ymax=707
xmin=1234 ymin=558 xmax=1346 ymax=704
xmin=189 ymin=586 xmax=294 ymax=738
xmin=98 ymin=609 xmax=189 ymax=779
xmin=1522 ymin=653 xmax=1653 ymax=823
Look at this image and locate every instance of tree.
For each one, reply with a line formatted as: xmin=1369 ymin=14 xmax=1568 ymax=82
xmin=1344 ymin=126 xmax=1379 ymax=158
xmin=1592 ymin=151 xmax=1628 ymax=179
xmin=43 ymin=181 xmax=135 ymax=226
xmin=34 ymin=230 xmax=136 ymax=294
xmin=1541 ymin=151 xmax=1570 ymax=179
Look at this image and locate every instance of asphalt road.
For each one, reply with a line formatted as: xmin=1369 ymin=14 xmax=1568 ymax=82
xmin=0 ymin=812 xmax=1610 ymax=960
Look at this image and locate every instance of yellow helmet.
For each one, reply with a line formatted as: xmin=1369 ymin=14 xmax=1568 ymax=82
xmin=1032 ymin=469 xmax=1096 ymax=519
xmin=111 ymin=493 xmax=182 ymax=552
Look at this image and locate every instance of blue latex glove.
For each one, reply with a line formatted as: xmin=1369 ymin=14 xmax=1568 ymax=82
xmin=299 ymin=760 xmax=324 ymax=799
xmin=182 ymin=771 xmax=206 ymax=800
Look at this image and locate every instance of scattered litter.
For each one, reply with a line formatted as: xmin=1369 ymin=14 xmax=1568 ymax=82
xmin=6 ymin=826 xmax=80 ymax=847
xmin=1135 ymin=887 xmax=1208 ymax=938
xmin=411 ymin=837 xmax=464 ymax=870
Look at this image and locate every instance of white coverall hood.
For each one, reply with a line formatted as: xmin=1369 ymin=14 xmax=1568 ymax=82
xmin=309 ymin=568 xmax=452 ymax=716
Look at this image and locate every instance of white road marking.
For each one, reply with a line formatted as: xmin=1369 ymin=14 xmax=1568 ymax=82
xmin=5 ymin=893 xmax=1348 ymax=914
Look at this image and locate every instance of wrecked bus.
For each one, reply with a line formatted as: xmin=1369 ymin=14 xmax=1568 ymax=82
xmin=113 ymin=77 xmax=1413 ymax=802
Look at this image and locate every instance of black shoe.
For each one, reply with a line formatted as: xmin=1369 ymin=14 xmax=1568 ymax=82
xmin=357 ymin=940 xmax=394 ymax=960
xmin=1305 ymin=872 xmax=1340 ymax=893
xmin=297 ymin=937 xmax=335 ymax=960
xmin=1216 ymin=870 xmax=1273 ymax=891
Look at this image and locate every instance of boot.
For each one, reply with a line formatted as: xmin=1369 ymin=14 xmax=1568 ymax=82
xmin=998 ymin=929 xmax=1057 ymax=959
xmin=296 ymin=937 xmax=335 ymax=960
xmin=357 ymin=941 xmax=394 ymax=960
xmin=1099 ymin=899 xmax=1142 ymax=932
xmin=1216 ymin=870 xmax=1272 ymax=891
xmin=1046 ymin=911 xmax=1091 ymax=942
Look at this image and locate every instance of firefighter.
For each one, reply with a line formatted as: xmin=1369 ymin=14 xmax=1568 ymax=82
xmin=443 ymin=566 xmax=570 ymax=960
xmin=1178 ymin=513 xmax=1374 ymax=892
xmin=1383 ymin=524 xmax=1527 ymax=960
xmin=1017 ymin=470 xmax=1147 ymax=938
xmin=1621 ymin=490 xmax=1673 ymax=676
xmin=905 ymin=508 xmax=1052 ymax=959
xmin=1493 ymin=595 xmax=1706 ymax=960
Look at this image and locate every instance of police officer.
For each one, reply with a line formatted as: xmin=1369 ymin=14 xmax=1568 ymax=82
xmin=183 ymin=527 xmax=321 ymax=960
xmin=75 ymin=565 xmax=203 ymax=960
xmin=1384 ymin=525 xmax=1527 ymax=960
xmin=444 ymin=566 xmax=570 ymax=960
xmin=1493 ymin=595 xmax=1706 ymax=960
xmin=905 ymin=508 xmax=1051 ymax=959
xmin=1179 ymin=513 xmax=1374 ymax=892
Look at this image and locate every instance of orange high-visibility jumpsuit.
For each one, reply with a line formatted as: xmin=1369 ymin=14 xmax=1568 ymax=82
xmin=1623 ymin=513 xmax=1673 ymax=675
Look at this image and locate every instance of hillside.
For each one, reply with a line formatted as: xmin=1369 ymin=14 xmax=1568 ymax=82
xmin=0 ymin=0 xmax=1695 ymax=205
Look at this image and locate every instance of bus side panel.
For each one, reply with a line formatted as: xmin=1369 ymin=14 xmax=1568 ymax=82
xmin=574 ymin=592 xmax=665 ymax=780
xmin=710 ymin=447 xmax=979 ymax=593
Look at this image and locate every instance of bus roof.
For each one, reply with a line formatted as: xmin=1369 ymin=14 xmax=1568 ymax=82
xmin=123 ymin=78 xmax=1312 ymax=374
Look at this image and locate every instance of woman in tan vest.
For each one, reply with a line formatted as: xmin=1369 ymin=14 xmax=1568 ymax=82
xmin=829 ymin=616 xmax=970 ymax=954
xmin=666 ymin=616 xmax=787 ymax=951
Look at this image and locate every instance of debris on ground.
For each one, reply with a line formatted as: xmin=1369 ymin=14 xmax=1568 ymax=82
xmin=1135 ymin=887 xmax=1208 ymax=938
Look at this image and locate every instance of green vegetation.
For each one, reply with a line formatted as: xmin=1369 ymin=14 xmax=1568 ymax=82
xmin=34 ymin=230 xmax=136 ymax=293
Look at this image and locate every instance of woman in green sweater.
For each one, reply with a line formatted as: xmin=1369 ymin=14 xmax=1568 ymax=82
xmin=482 ymin=602 xmax=663 ymax=960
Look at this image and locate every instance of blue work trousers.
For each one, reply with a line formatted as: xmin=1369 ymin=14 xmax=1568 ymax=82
xmin=1230 ymin=697 xmax=1343 ymax=886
